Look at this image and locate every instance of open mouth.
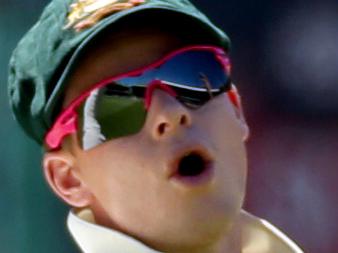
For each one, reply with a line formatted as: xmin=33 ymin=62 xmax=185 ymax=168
xmin=178 ymin=152 xmax=208 ymax=177
xmin=169 ymin=148 xmax=214 ymax=187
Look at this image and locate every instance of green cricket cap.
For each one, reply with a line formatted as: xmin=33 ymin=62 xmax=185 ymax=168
xmin=8 ymin=0 xmax=230 ymax=145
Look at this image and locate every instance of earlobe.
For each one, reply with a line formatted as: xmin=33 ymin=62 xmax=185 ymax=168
xmin=227 ymin=85 xmax=250 ymax=141
xmin=43 ymin=151 xmax=93 ymax=208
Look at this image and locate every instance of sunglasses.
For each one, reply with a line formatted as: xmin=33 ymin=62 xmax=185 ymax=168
xmin=46 ymin=45 xmax=234 ymax=150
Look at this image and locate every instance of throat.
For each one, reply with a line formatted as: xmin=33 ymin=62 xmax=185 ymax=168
xmin=216 ymin=217 xmax=242 ymax=253
xmin=179 ymin=215 xmax=243 ymax=253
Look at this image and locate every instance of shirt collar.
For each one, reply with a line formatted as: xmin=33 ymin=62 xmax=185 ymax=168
xmin=67 ymin=209 xmax=162 ymax=253
xmin=67 ymin=209 xmax=303 ymax=253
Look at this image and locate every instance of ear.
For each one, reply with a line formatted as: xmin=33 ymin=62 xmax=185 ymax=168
xmin=227 ymin=85 xmax=250 ymax=141
xmin=43 ymin=150 xmax=93 ymax=208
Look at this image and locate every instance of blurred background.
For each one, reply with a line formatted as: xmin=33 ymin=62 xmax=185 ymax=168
xmin=1 ymin=0 xmax=337 ymax=252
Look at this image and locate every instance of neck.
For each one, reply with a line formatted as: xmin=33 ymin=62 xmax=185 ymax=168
xmin=216 ymin=219 xmax=242 ymax=253
xmin=173 ymin=214 xmax=243 ymax=253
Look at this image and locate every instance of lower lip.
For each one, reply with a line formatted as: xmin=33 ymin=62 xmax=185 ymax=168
xmin=170 ymin=162 xmax=215 ymax=188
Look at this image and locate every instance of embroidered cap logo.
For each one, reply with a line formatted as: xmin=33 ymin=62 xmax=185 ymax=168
xmin=65 ymin=0 xmax=147 ymax=31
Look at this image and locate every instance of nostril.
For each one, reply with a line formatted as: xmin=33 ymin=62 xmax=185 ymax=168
xmin=157 ymin=115 xmax=189 ymax=136
xmin=158 ymin=122 xmax=169 ymax=135
xmin=180 ymin=115 xmax=188 ymax=125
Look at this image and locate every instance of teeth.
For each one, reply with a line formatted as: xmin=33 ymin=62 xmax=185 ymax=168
xmin=178 ymin=153 xmax=206 ymax=177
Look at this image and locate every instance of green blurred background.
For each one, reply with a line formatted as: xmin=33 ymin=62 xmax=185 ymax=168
xmin=0 ymin=2 xmax=77 ymax=252
xmin=1 ymin=1 xmax=338 ymax=252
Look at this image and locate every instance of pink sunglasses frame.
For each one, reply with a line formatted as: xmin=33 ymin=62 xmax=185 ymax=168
xmin=45 ymin=45 xmax=235 ymax=150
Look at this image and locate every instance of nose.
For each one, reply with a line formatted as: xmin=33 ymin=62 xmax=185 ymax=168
xmin=146 ymin=89 xmax=192 ymax=139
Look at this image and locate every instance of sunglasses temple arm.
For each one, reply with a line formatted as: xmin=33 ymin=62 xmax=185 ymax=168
xmin=227 ymin=84 xmax=240 ymax=108
xmin=45 ymin=109 xmax=78 ymax=150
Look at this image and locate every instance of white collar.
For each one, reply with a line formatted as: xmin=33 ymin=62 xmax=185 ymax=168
xmin=67 ymin=209 xmax=303 ymax=253
xmin=67 ymin=209 xmax=161 ymax=253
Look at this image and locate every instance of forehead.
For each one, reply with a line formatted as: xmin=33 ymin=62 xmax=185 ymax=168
xmin=64 ymin=28 xmax=185 ymax=107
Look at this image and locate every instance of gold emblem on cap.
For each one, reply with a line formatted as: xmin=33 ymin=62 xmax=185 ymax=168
xmin=65 ymin=0 xmax=146 ymax=31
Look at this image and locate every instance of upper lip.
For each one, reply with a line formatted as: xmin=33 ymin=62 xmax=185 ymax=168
xmin=166 ymin=143 xmax=214 ymax=179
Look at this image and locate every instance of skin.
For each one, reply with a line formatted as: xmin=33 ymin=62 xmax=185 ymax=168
xmin=43 ymin=27 xmax=250 ymax=253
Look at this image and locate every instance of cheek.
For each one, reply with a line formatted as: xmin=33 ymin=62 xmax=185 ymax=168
xmin=197 ymin=95 xmax=246 ymax=157
xmin=197 ymin=96 xmax=248 ymax=195
xmin=213 ymin=110 xmax=248 ymax=187
xmin=75 ymin=139 xmax=160 ymax=211
xmin=74 ymin=144 xmax=130 ymax=197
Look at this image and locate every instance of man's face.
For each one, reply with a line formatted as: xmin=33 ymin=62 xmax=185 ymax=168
xmin=57 ymin=28 xmax=248 ymax=252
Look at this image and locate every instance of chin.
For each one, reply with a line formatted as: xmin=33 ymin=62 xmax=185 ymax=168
xmin=147 ymin=220 xmax=231 ymax=253
xmin=149 ymin=204 xmax=240 ymax=252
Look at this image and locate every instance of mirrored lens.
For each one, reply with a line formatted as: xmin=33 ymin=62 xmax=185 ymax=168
xmin=77 ymin=89 xmax=146 ymax=150
xmin=117 ymin=50 xmax=230 ymax=91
